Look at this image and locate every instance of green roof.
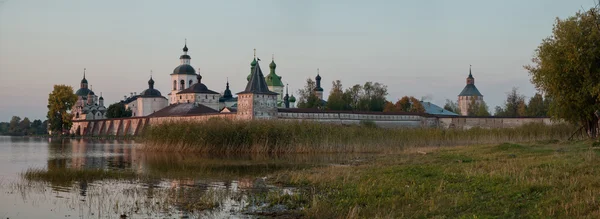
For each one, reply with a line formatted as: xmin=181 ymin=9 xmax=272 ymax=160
xmin=265 ymin=60 xmax=284 ymax=87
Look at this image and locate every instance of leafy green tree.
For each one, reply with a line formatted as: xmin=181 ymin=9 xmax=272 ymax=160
xmin=443 ymin=99 xmax=461 ymax=114
xmin=19 ymin=117 xmax=31 ymax=135
xmin=326 ymin=80 xmax=351 ymax=110
xmin=296 ymin=78 xmax=323 ymax=109
xmin=31 ymin=119 xmax=43 ymax=135
xmin=467 ymin=99 xmax=491 ymax=116
xmin=47 ymin=85 xmax=77 ymax=134
xmin=526 ymin=93 xmax=548 ymax=117
xmin=525 ymin=8 xmax=600 ymax=137
xmin=494 ymin=87 xmax=527 ymax=117
xmin=342 ymin=82 xmax=388 ymax=111
xmin=0 ymin=122 xmax=8 ymax=135
xmin=9 ymin=116 xmax=21 ymax=135
xmin=106 ymin=102 xmax=133 ymax=118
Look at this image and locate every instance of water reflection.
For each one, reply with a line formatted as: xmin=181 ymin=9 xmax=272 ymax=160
xmin=0 ymin=137 xmax=367 ymax=218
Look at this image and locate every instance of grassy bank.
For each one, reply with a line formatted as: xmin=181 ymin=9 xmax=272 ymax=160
xmin=142 ymin=119 xmax=575 ymax=153
xmin=268 ymin=140 xmax=600 ymax=218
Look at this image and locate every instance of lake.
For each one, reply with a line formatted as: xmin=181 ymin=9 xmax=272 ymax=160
xmin=0 ymin=136 xmax=368 ymax=218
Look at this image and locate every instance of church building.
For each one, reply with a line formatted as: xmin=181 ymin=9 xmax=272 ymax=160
xmin=458 ymin=66 xmax=483 ymax=116
xmin=72 ymin=70 xmax=107 ymax=120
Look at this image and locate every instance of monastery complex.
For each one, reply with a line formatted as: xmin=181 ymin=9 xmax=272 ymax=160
xmin=69 ymin=43 xmax=550 ymax=136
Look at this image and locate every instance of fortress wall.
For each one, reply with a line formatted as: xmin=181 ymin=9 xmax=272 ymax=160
xmin=439 ymin=117 xmax=554 ymax=129
xmin=277 ymin=112 xmax=432 ymax=128
xmin=70 ymin=114 xmax=554 ymax=136
xmin=149 ymin=113 xmax=238 ymax=125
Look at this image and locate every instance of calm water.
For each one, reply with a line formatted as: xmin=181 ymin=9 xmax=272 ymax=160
xmin=0 ymin=136 xmax=365 ymax=218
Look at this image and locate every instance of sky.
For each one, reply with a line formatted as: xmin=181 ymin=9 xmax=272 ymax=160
xmin=0 ymin=0 xmax=597 ymax=121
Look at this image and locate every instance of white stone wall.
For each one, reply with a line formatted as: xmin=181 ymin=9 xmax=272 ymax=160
xmin=253 ymin=94 xmax=278 ymax=119
xmin=174 ymin=93 xmax=220 ymax=110
xmin=136 ymin=97 xmax=168 ymax=117
xmin=237 ymin=94 xmax=254 ymax=120
xmin=169 ymin=74 xmax=197 ymax=104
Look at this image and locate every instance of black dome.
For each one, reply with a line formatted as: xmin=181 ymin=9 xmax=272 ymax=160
xmin=140 ymin=88 xmax=162 ymax=97
xmin=75 ymin=88 xmax=91 ymax=96
xmin=178 ymin=82 xmax=219 ymax=94
xmin=180 ymin=54 xmax=191 ymax=59
xmin=172 ymin=64 xmax=196 ymax=75
xmin=81 ymin=78 xmax=88 ymax=84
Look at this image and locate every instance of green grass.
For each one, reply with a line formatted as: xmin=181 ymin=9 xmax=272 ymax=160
xmin=269 ymin=140 xmax=600 ymax=218
xmin=142 ymin=119 xmax=575 ymax=154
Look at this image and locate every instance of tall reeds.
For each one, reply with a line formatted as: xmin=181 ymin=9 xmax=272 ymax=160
xmin=142 ymin=118 xmax=575 ymax=154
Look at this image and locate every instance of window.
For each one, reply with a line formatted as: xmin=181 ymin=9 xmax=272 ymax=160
xmin=173 ymin=80 xmax=176 ymax=90
xmin=180 ymin=80 xmax=185 ymax=90
xmin=189 ymin=80 xmax=193 ymax=87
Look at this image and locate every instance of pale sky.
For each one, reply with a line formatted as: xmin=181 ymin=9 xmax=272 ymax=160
xmin=0 ymin=0 xmax=596 ymax=121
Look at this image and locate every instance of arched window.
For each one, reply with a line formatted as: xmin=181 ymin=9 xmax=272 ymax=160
xmin=189 ymin=80 xmax=193 ymax=87
xmin=173 ymin=80 xmax=177 ymax=90
xmin=180 ymin=80 xmax=185 ymax=90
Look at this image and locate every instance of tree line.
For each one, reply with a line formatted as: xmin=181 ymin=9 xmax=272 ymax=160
xmin=0 ymin=116 xmax=48 ymax=136
xmin=296 ymin=78 xmax=427 ymax=113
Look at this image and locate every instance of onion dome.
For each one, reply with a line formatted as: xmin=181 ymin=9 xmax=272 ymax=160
xmin=289 ymin=95 xmax=296 ymax=102
xmin=178 ymin=71 xmax=219 ymax=94
xmin=315 ymin=74 xmax=321 ymax=81
xmin=265 ymin=56 xmax=283 ymax=87
xmin=140 ymin=76 xmax=162 ymax=97
xmin=81 ymin=77 xmax=88 ymax=84
xmin=183 ymin=43 xmax=188 ymax=52
xmin=251 ymin=58 xmax=257 ymax=67
xmin=223 ymin=79 xmax=233 ymax=99
xmin=99 ymin=96 xmax=104 ymax=100
xmin=172 ymin=65 xmax=196 ymax=75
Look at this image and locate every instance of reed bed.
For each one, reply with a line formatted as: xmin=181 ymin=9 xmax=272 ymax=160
xmin=142 ymin=119 xmax=575 ymax=154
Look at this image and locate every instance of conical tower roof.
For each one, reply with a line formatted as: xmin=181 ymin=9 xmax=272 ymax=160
xmin=238 ymin=61 xmax=277 ymax=95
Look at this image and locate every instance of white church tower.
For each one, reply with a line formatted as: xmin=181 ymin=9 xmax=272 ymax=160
xmin=169 ymin=40 xmax=198 ymax=104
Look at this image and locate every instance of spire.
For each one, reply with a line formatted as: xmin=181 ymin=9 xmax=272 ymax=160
xmin=80 ymin=68 xmax=88 ymax=88
xmin=180 ymin=40 xmax=191 ymax=64
xmin=248 ymin=48 xmax=258 ymax=81
xmin=239 ymin=60 xmax=278 ymax=95
xmin=466 ymin=65 xmax=475 ymax=85
xmin=223 ymin=77 xmax=232 ymax=99
xmin=468 ymin=65 xmax=473 ymax=78
xmin=284 ymin=83 xmax=290 ymax=108
xmin=183 ymin=39 xmax=188 ymax=53
xmin=314 ymin=68 xmax=323 ymax=92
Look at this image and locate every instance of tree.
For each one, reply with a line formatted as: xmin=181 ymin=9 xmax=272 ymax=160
xmin=525 ymin=8 xmax=600 ymax=137
xmin=47 ymin=85 xmax=77 ymax=134
xmin=342 ymin=82 xmax=388 ymax=111
xmin=31 ymin=119 xmax=43 ymax=135
xmin=296 ymin=78 xmax=322 ymax=109
xmin=494 ymin=87 xmax=527 ymax=117
xmin=526 ymin=93 xmax=548 ymax=117
xmin=326 ymin=80 xmax=351 ymax=110
xmin=8 ymin=116 xmax=21 ymax=135
xmin=443 ymin=99 xmax=461 ymax=114
xmin=19 ymin=117 xmax=31 ymax=135
xmin=384 ymin=96 xmax=425 ymax=113
xmin=467 ymin=99 xmax=491 ymax=116
xmin=106 ymin=102 xmax=133 ymax=118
